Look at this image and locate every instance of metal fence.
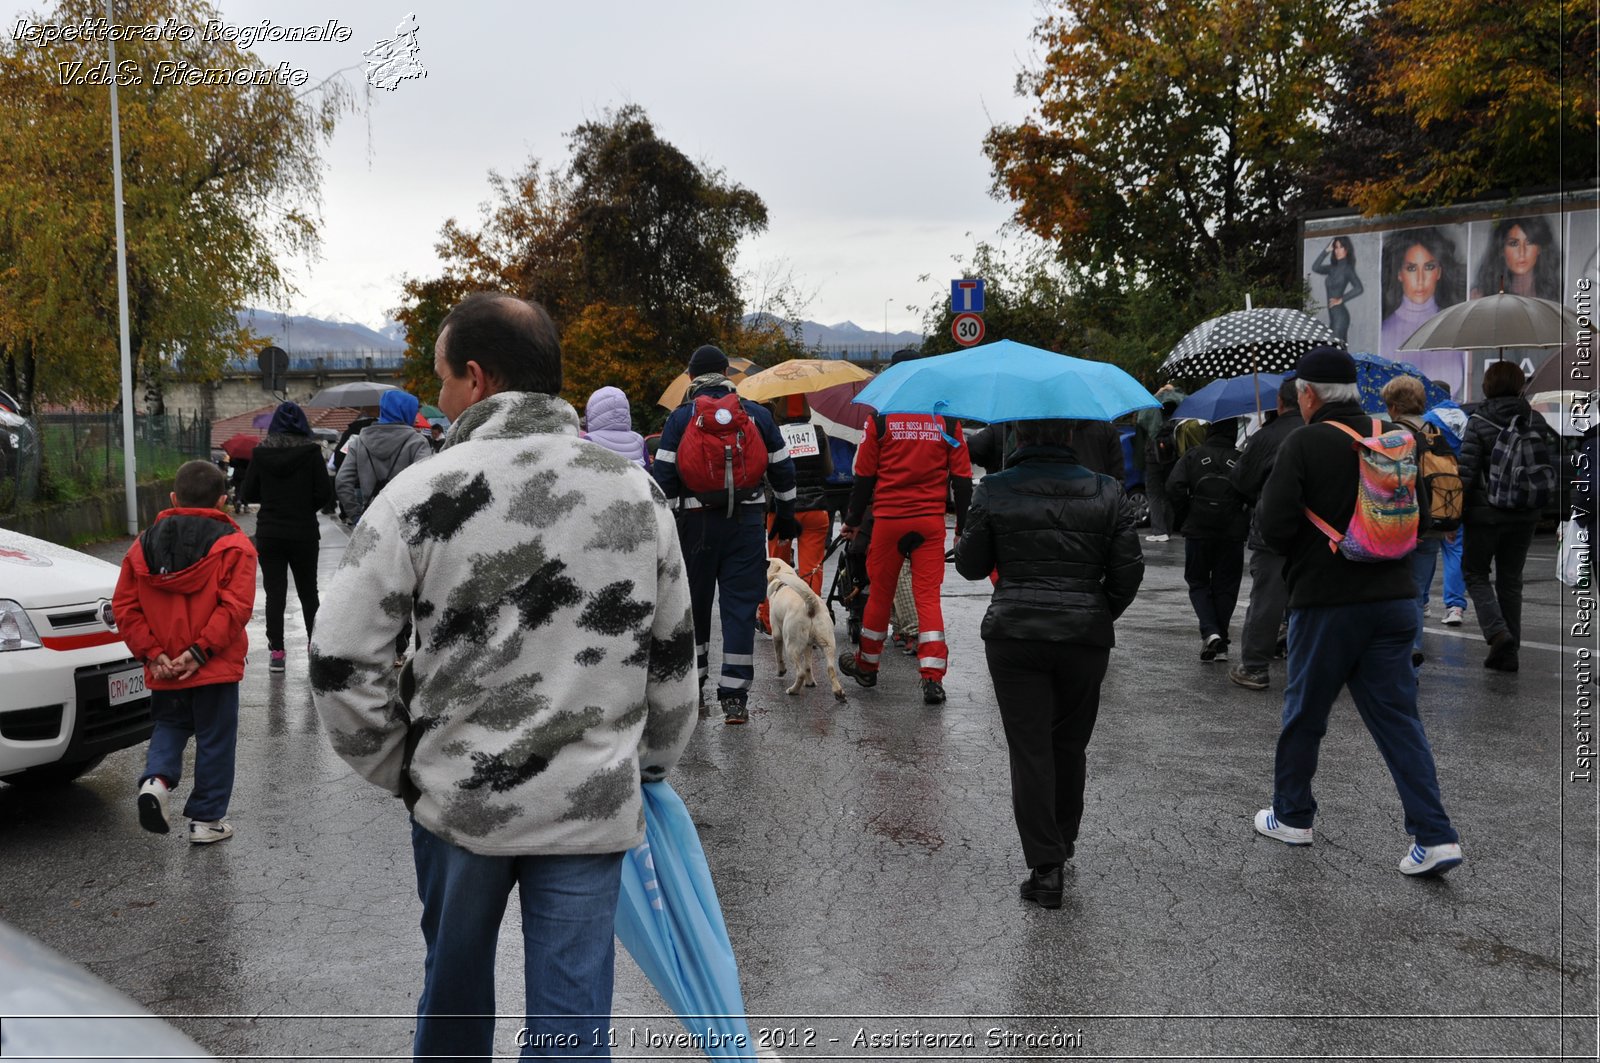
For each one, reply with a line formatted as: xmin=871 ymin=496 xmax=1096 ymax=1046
xmin=221 ymin=349 xmax=406 ymax=373
xmin=0 ymin=410 xmax=211 ymax=517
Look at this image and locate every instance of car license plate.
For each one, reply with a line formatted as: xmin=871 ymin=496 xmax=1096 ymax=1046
xmin=107 ymin=665 xmax=147 ymax=707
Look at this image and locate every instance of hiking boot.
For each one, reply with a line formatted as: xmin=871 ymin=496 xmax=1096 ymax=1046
xmin=1019 ymin=866 xmax=1063 ymax=909
xmin=189 ymin=819 xmax=234 ymax=845
xmin=721 ymin=698 xmax=748 ymax=725
xmin=920 ymin=677 xmax=946 ymax=705
xmin=1200 ymin=634 xmax=1225 ymax=662
xmin=1484 ymin=630 xmax=1518 ymax=671
xmin=268 ymin=649 xmax=286 ymax=674
xmin=838 ymin=651 xmax=877 ymax=688
xmin=1228 ymin=665 xmax=1269 ymax=691
xmin=1442 ymin=606 xmax=1465 ymax=627
xmin=137 ymin=777 xmax=170 ymax=835
xmin=1399 ymin=841 xmax=1463 ymax=877
xmin=1253 ymin=808 xmax=1313 ymax=846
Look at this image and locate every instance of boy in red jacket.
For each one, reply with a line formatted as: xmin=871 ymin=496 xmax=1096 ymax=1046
xmin=113 ymin=460 xmax=257 ymax=843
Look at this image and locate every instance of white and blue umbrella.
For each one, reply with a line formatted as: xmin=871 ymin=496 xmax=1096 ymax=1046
xmin=853 ymin=339 xmax=1158 ymax=423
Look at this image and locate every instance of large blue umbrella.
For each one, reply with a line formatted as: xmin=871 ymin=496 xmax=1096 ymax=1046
xmin=1172 ymin=373 xmax=1286 ymax=423
xmin=615 ymin=782 xmax=755 ymax=1059
xmin=1352 ymin=352 xmax=1452 ymax=415
xmin=853 ymin=339 xmax=1158 ymax=423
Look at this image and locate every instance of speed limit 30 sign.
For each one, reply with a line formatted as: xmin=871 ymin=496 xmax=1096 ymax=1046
xmin=951 ymin=312 xmax=985 ymax=347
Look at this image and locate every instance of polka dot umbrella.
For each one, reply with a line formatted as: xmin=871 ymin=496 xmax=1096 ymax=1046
xmin=1161 ymin=307 xmax=1345 ymax=380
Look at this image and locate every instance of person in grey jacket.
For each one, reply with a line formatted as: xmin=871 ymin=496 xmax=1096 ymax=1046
xmin=311 ymin=293 xmax=695 ymax=1058
xmin=953 ymin=418 xmax=1144 ymax=909
xmin=334 ymin=390 xmax=433 ymax=524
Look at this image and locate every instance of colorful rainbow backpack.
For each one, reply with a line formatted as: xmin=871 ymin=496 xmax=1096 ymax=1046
xmin=1304 ymin=418 xmax=1419 ymax=562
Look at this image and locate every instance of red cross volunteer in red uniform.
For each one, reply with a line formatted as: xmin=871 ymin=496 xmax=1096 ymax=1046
xmin=838 ymin=371 xmax=973 ymax=704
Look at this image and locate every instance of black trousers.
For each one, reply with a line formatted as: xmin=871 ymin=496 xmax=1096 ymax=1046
xmin=257 ymin=536 xmax=320 ymax=651
xmin=1183 ymin=536 xmax=1245 ymax=641
xmin=985 ymin=638 xmax=1111 ymax=868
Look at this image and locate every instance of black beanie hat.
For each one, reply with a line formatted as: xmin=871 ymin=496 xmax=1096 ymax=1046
xmin=1291 ymin=345 xmax=1357 ymax=384
xmin=687 ymin=345 xmax=729 ymax=377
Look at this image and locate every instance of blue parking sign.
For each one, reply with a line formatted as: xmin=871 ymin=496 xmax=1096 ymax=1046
xmin=951 ymin=278 xmax=985 ymax=314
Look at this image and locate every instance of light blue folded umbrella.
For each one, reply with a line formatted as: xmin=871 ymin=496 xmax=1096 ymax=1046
xmin=1172 ymin=372 xmax=1286 ymax=423
xmin=615 ymin=781 xmax=755 ymax=1059
xmin=853 ymin=339 xmax=1159 ymax=423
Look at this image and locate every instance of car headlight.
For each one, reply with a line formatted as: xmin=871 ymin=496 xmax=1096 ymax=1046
xmin=0 ymin=599 xmax=41 ymax=651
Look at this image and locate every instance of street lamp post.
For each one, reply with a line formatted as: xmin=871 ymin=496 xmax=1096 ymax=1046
xmin=108 ymin=0 xmax=138 ymax=535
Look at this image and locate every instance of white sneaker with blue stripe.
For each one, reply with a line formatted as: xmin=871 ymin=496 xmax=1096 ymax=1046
xmin=1253 ymin=808 xmax=1313 ymax=845
xmin=1399 ymin=841 xmax=1463 ymax=877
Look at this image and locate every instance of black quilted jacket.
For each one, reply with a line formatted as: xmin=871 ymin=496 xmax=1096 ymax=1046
xmin=954 ymin=445 xmax=1144 ymax=647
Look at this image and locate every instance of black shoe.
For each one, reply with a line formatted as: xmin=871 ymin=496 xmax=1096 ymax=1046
xmin=1411 ymin=651 xmax=1425 ymax=669
xmin=1228 ymin=665 xmax=1269 ymax=691
xmin=754 ymin=617 xmax=770 ymax=637
xmin=921 ymin=677 xmax=946 ymax=704
xmin=1019 ymin=866 xmax=1063 ymax=909
xmin=1484 ymin=631 xmax=1518 ymax=671
xmin=838 ymin=651 xmax=877 ymax=688
xmin=721 ymin=698 xmax=748 ymax=725
xmin=1200 ymin=634 xmax=1224 ymax=662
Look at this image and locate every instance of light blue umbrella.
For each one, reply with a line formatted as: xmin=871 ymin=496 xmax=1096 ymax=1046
xmin=1172 ymin=373 xmax=1286 ymax=423
xmin=615 ymin=782 xmax=755 ymax=1059
xmin=853 ymin=339 xmax=1159 ymax=423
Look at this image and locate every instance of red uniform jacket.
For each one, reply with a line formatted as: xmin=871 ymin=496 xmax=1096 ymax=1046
xmin=112 ymin=508 xmax=257 ymax=690
xmin=852 ymin=414 xmax=973 ymax=519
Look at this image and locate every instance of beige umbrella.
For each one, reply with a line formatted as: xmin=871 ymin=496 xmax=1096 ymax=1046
xmin=734 ymin=358 xmax=874 ymax=403
xmin=656 ymin=357 xmax=762 ymax=409
xmin=1400 ymin=293 xmax=1579 ymax=352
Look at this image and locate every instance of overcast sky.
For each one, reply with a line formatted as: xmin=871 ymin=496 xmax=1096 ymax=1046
xmin=8 ymin=1 xmax=1044 ymax=335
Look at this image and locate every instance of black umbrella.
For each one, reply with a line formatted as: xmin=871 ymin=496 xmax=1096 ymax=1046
xmin=1162 ymin=307 xmax=1344 ymax=379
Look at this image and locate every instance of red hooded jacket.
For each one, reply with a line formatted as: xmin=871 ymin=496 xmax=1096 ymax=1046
xmin=112 ymin=508 xmax=257 ymax=690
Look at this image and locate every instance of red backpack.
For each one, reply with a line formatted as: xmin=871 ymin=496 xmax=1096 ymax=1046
xmin=676 ymin=393 xmax=769 ymax=514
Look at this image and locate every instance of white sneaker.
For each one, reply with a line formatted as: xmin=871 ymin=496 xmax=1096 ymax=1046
xmin=1442 ymin=606 xmax=1465 ymax=627
xmin=137 ymin=778 xmax=170 ymax=835
xmin=189 ymin=819 xmax=234 ymax=845
xmin=1399 ymin=841 xmax=1463 ymax=877
xmin=1144 ymin=534 xmax=1169 ymax=542
xmin=1421 ymin=603 xmax=1432 ymax=618
xmin=1254 ymin=808 xmax=1313 ymax=845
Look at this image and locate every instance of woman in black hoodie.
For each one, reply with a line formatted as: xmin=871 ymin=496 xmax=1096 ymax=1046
xmin=242 ymin=402 xmax=334 ymax=673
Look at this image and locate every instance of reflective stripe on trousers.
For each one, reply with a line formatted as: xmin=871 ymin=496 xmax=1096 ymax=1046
xmin=856 ymin=512 xmax=950 ymax=680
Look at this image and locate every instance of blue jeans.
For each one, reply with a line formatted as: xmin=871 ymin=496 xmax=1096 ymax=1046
xmin=1273 ymin=599 xmax=1458 ymax=846
xmin=410 ymin=821 xmax=622 ymax=1061
xmin=140 ymin=682 xmax=239 ymax=822
xmin=1410 ymin=538 xmax=1442 ymax=657
xmin=1440 ymin=529 xmax=1466 ymax=609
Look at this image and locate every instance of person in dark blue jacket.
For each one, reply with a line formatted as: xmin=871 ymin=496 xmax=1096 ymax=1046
xmin=652 ymin=345 xmax=798 ymax=725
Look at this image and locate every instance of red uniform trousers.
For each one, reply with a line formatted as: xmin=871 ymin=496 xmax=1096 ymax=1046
xmin=758 ymin=509 xmax=830 ymax=628
xmin=857 ymin=512 xmax=949 ymax=680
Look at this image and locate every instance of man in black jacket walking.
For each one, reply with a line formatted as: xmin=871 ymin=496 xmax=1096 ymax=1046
xmin=1167 ymin=418 xmax=1249 ymax=662
xmin=1227 ymin=379 xmax=1303 ymax=690
xmin=1252 ymin=346 xmax=1462 ymax=877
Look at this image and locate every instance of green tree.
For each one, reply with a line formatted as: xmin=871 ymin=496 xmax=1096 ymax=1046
xmin=396 ymin=105 xmax=776 ymax=425
xmin=0 ymin=0 xmax=348 ymax=416
xmin=1321 ymin=0 xmax=1597 ymax=214
xmin=984 ymin=0 xmax=1357 ymax=303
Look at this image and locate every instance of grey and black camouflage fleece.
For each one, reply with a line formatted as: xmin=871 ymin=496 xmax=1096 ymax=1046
xmin=310 ymin=391 xmax=697 ymax=856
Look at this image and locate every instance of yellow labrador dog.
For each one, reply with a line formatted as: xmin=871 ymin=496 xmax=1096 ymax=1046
xmin=766 ymin=556 xmax=846 ymax=701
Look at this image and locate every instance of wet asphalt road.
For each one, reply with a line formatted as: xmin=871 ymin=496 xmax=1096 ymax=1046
xmin=1 ymin=512 xmax=1595 ymax=1061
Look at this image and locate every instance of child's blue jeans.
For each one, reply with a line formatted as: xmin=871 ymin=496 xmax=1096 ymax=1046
xmin=140 ymin=682 xmax=239 ymax=823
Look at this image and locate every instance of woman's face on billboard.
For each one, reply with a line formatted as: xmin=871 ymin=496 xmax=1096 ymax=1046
xmin=1502 ymin=225 xmax=1540 ymax=277
xmin=1399 ymin=243 xmax=1440 ymax=303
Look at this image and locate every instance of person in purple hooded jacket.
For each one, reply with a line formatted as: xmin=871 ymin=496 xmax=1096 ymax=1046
xmin=582 ymin=386 xmax=648 ymax=467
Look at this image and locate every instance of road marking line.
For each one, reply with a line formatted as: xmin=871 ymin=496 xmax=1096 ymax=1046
xmin=1426 ymin=626 xmax=1587 ymax=655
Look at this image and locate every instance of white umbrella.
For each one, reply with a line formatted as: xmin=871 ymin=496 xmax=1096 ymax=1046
xmin=304 ymin=381 xmax=403 ymax=408
xmin=1400 ymin=293 xmax=1579 ymax=352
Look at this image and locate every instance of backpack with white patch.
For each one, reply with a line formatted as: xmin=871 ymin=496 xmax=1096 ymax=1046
xmin=675 ymin=393 xmax=769 ymax=515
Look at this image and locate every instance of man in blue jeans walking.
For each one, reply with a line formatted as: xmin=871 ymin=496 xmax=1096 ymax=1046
xmin=1251 ymin=346 xmax=1463 ymax=877
xmin=312 ymin=294 xmax=697 ymax=1060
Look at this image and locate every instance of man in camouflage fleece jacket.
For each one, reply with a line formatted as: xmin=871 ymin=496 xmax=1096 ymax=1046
xmin=311 ymin=293 xmax=697 ymax=1059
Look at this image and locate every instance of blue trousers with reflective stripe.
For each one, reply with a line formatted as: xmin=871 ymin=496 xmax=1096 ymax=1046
xmin=680 ymin=510 xmax=766 ymax=705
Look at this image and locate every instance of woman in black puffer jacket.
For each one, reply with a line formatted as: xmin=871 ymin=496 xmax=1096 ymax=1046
xmin=242 ymin=402 xmax=334 ymax=673
xmin=1457 ymin=361 xmax=1555 ymax=672
xmin=953 ymin=418 xmax=1145 ymax=909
